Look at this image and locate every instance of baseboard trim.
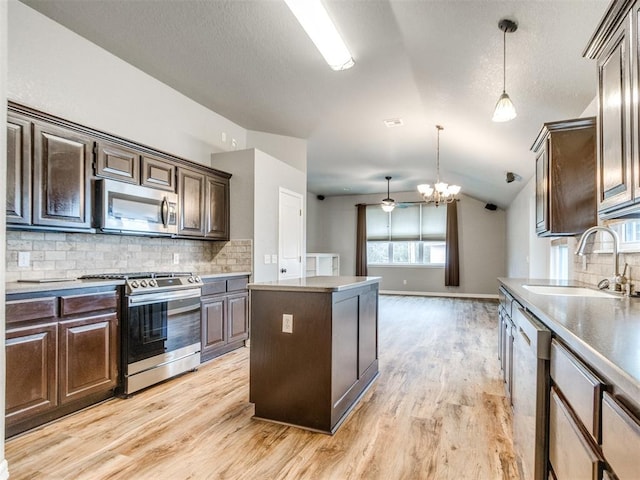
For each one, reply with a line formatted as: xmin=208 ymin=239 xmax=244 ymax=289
xmin=0 ymin=459 xmax=9 ymax=480
xmin=380 ymin=290 xmax=499 ymax=300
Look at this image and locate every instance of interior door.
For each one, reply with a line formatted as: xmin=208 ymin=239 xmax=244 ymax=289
xmin=278 ymin=188 xmax=304 ymax=280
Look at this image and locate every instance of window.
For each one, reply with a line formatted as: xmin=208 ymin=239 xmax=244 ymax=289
xmin=550 ymin=243 xmax=568 ymax=280
xmin=611 ymin=221 xmax=640 ymax=251
xmin=366 ymin=204 xmax=447 ymax=266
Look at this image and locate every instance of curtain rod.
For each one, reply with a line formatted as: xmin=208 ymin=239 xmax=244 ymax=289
xmin=355 ymin=200 xmax=459 ymax=207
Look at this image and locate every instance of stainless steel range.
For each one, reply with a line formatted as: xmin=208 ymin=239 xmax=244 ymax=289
xmin=80 ymin=272 xmax=203 ymax=395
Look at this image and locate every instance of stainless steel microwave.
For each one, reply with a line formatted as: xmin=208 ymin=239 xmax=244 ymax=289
xmin=96 ymin=179 xmax=178 ymax=236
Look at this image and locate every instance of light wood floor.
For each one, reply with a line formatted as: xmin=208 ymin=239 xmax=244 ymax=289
xmin=6 ymin=295 xmax=519 ymax=480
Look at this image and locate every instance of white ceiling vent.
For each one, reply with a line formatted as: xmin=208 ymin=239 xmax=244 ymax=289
xmin=383 ymin=118 xmax=404 ymax=128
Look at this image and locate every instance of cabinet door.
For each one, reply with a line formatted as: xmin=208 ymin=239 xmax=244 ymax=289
xmin=141 ymin=155 xmax=176 ymax=191
xmin=535 ymin=146 xmax=549 ymax=234
xmin=201 ymin=296 xmax=226 ymax=354
xmin=205 ymin=174 xmax=230 ymax=240
xmin=95 ymin=141 xmax=140 ymax=184
xmin=331 ymin=295 xmax=359 ymax=407
xmin=6 ymin=114 xmax=31 ymax=225
xmin=58 ymin=313 xmax=118 ymax=404
xmin=178 ymin=168 xmax=206 ymax=236
xmin=598 ymin=20 xmax=633 ymax=213
xmin=227 ymin=292 xmax=248 ymax=342
xmin=32 ymin=122 xmax=93 ymax=229
xmin=5 ymin=323 xmax=58 ymax=424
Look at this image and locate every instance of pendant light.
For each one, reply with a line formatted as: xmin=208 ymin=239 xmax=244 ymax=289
xmin=381 ymin=176 xmax=396 ymax=212
xmin=417 ymin=125 xmax=461 ymax=206
xmin=492 ymin=19 xmax=518 ymax=122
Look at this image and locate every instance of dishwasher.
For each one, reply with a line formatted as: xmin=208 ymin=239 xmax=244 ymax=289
xmin=512 ymin=304 xmax=551 ymax=480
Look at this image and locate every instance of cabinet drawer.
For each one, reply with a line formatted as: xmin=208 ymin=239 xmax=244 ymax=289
xmin=550 ymin=340 xmax=604 ymax=441
xmin=60 ymin=291 xmax=118 ymax=316
xmin=227 ymin=277 xmax=248 ymax=292
xmin=201 ymin=280 xmax=226 ymax=296
xmin=549 ymin=387 xmax=603 ymax=480
xmin=602 ymin=392 xmax=640 ymax=480
xmin=6 ymin=297 xmax=57 ymax=324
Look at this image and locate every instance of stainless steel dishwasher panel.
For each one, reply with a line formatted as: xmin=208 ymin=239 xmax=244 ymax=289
xmin=512 ymin=305 xmax=552 ymax=480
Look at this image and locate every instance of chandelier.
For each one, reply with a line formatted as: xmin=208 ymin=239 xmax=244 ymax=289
xmin=417 ymin=125 xmax=461 ymax=206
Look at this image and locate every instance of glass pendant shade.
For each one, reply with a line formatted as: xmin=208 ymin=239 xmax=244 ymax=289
xmin=381 ymin=176 xmax=396 ymax=212
xmin=492 ymin=92 xmax=517 ymax=122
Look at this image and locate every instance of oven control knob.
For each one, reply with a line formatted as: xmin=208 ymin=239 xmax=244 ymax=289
xmin=149 ymin=279 xmax=157 ymax=287
xmin=188 ymin=276 xmax=195 ymax=283
xmin=194 ymin=275 xmax=201 ymax=283
xmin=131 ymin=280 xmax=139 ymax=289
xmin=140 ymin=280 xmax=148 ymax=287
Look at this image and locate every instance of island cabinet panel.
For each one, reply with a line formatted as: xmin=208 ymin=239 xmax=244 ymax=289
xmin=250 ymin=280 xmax=379 ymax=434
xmin=5 ymin=323 xmax=58 ymax=425
xmin=6 ymin=114 xmax=31 ymax=225
xmin=32 ymin=122 xmax=93 ymax=229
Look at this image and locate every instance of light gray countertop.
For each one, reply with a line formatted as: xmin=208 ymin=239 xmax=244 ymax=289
xmin=249 ymin=276 xmax=381 ymax=293
xmin=6 ymin=271 xmax=252 ymax=295
xmin=498 ymin=278 xmax=640 ymax=408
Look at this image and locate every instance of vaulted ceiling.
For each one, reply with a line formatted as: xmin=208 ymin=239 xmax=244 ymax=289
xmin=20 ymin=0 xmax=609 ymax=208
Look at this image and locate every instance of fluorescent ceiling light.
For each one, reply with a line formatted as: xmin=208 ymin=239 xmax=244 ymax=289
xmin=285 ymin=0 xmax=355 ymax=71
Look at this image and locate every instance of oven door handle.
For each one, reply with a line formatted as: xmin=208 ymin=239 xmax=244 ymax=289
xmin=128 ymin=288 xmax=201 ymax=306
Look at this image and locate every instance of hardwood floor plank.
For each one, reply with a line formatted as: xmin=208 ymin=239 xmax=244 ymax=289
xmin=6 ymin=295 xmax=519 ymax=480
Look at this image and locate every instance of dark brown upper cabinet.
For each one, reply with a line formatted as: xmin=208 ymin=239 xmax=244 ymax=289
xmin=205 ymin=174 xmax=230 ymax=240
xmin=585 ymin=0 xmax=640 ymax=218
xmin=531 ymin=118 xmax=597 ymax=236
xmin=141 ymin=154 xmax=176 ymax=192
xmin=32 ymin=121 xmax=93 ymax=229
xmin=95 ymin=141 xmax=140 ymax=184
xmin=6 ymin=113 xmax=31 ymax=225
xmin=178 ymin=166 xmax=230 ymax=240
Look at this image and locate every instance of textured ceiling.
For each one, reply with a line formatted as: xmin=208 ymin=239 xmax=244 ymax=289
xmin=20 ymin=0 xmax=609 ymax=208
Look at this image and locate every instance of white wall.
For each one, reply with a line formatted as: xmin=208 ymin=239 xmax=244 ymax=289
xmin=246 ymin=130 xmax=307 ymax=173
xmin=212 ymin=149 xmax=306 ymax=283
xmin=311 ymin=190 xmax=506 ymax=296
xmin=1 ymin=1 xmax=8 ymax=477
xmin=8 ymin=2 xmax=246 ymax=167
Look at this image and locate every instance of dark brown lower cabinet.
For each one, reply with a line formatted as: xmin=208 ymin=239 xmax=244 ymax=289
xmin=59 ymin=313 xmax=118 ymax=404
xmin=200 ymin=275 xmax=249 ymax=362
xmin=5 ymin=323 xmax=58 ymax=425
xmin=5 ymin=286 xmax=119 ymax=437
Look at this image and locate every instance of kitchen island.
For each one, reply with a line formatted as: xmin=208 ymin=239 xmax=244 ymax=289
xmin=248 ymin=276 xmax=380 ymax=434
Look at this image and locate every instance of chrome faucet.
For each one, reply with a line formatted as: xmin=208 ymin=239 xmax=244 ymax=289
xmin=576 ymin=226 xmax=626 ymax=291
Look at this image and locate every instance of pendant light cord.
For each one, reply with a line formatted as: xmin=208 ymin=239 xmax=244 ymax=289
xmin=503 ymin=29 xmax=507 ymax=94
xmin=435 ymin=125 xmax=443 ymax=183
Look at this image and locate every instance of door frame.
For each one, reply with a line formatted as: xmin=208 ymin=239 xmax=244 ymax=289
xmin=278 ymin=187 xmax=304 ymax=280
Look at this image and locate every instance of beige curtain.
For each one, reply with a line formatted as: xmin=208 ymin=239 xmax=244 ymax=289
xmin=356 ymin=204 xmax=368 ymax=276
xmin=445 ymin=201 xmax=460 ymax=286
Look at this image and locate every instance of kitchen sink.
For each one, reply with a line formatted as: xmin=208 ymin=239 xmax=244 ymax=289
xmin=522 ymin=284 xmax=619 ymax=298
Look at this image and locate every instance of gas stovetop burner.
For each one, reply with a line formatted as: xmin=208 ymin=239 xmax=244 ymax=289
xmin=79 ymin=272 xmax=203 ymax=294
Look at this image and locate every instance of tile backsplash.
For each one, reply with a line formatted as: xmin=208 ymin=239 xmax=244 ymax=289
xmin=572 ymin=234 xmax=640 ymax=291
xmin=5 ymin=231 xmax=252 ymax=282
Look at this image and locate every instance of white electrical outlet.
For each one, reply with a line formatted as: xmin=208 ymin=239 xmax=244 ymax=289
xmin=271 ymin=254 xmax=278 ymax=264
xmin=173 ymin=253 xmax=180 ymax=265
xmin=403 ymin=279 xmax=407 ymax=285
xmin=264 ymin=254 xmax=271 ymax=264
xmin=231 ymin=138 xmax=237 ymax=149
xmin=221 ymin=132 xmax=227 ymax=143
xmin=282 ymin=314 xmax=293 ymax=333
xmin=18 ymin=251 xmax=30 ymax=267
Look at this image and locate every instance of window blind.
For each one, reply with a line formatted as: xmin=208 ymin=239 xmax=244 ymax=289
xmin=366 ymin=203 xmax=446 ymax=241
